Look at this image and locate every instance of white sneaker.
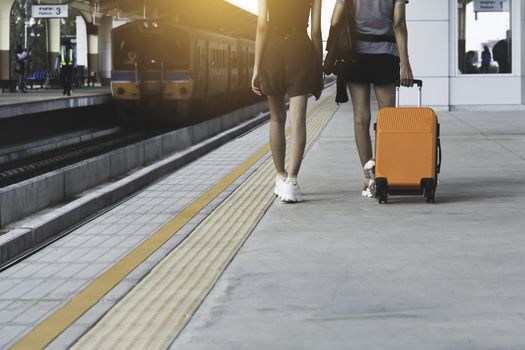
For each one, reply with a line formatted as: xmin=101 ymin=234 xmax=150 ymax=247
xmin=274 ymin=174 xmax=286 ymax=196
xmin=280 ymin=178 xmax=303 ymax=203
xmin=362 ymin=159 xmax=377 ymax=198
xmin=363 ymin=159 xmax=375 ymax=180
xmin=362 ymin=179 xmax=376 ymax=198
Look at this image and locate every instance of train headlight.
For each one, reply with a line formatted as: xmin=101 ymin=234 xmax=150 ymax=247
xmin=143 ymin=21 xmax=149 ymax=28
xmin=117 ymin=87 xmax=125 ymax=95
xmin=152 ymin=22 xmax=158 ymax=28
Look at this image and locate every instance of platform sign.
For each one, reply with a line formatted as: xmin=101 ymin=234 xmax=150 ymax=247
xmin=474 ymin=0 xmax=504 ymax=12
xmin=32 ymin=4 xmax=68 ymax=18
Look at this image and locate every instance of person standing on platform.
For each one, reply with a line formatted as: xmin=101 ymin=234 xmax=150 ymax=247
xmin=60 ymin=41 xmax=76 ymax=96
xmin=492 ymin=39 xmax=510 ymax=74
xmin=252 ymin=0 xmax=323 ymax=203
xmin=328 ymin=0 xmax=414 ymax=198
xmin=481 ymin=45 xmax=491 ymax=73
xmin=15 ymin=45 xmax=28 ymax=93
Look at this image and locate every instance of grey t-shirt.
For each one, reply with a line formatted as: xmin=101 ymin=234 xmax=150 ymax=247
xmin=337 ymin=0 xmax=407 ymax=56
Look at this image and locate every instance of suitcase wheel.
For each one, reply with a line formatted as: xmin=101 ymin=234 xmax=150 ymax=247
xmin=425 ymin=189 xmax=436 ymax=203
xmin=378 ymin=190 xmax=388 ymax=204
xmin=421 ymin=178 xmax=436 ymax=204
xmin=376 ymin=178 xmax=388 ymax=204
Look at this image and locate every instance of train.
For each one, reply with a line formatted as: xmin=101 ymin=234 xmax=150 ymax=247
xmin=111 ymin=19 xmax=256 ymax=123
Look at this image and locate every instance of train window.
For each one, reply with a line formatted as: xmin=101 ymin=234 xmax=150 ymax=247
xmin=164 ymin=27 xmax=191 ymax=70
xmin=232 ymin=51 xmax=237 ymax=67
xmin=113 ymin=28 xmax=140 ymax=70
xmin=200 ymin=47 xmax=205 ymax=65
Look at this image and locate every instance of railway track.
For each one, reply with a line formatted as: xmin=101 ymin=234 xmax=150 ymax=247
xmin=0 ymin=127 xmax=167 ymax=188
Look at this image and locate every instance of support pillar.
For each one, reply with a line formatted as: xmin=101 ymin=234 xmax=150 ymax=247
xmin=87 ymin=23 xmax=99 ymax=84
xmin=98 ymin=15 xmax=112 ymax=86
xmin=0 ymin=0 xmax=15 ymax=80
xmin=47 ymin=18 xmax=60 ymax=70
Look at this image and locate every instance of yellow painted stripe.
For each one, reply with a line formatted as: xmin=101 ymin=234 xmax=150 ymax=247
xmin=71 ymin=98 xmax=339 ymax=350
xmin=10 ymin=93 xmax=336 ymax=350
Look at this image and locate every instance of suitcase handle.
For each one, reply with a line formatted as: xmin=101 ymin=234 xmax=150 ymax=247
xmin=395 ymin=79 xmax=423 ymax=108
xmin=395 ymin=79 xmax=423 ymax=88
xmin=437 ymin=137 xmax=442 ymax=174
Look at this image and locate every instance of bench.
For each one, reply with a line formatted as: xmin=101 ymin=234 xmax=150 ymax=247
xmin=26 ymin=70 xmax=47 ymax=89
xmin=0 ymin=79 xmax=16 ymax=93
xmin=23 ymin=70 xmax=61 ymax=89
xmin=46 ymin=70 xmax=61 ymax=89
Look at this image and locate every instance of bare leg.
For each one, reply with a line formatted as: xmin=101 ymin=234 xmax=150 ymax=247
xmin=267 ymin=95 xmax=287 ymax=174
xmin=348 ymin=83 xmax=372 ymax=167
xmin=374 ymin=83 xmax=396 ymax=110
xmin=287 ymin=95 xmax=308 ymax=177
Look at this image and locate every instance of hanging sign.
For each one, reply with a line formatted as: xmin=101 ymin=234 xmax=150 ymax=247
xmin=474 ymin=0 xmax=504 ymax=12
xmin=32 ymin=4 xmax=69 ymax=18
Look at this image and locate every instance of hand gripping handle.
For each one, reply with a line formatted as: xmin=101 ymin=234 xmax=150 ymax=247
xmin=395 ymin=79 xmax=423 ymax=88
xmin=395 ymin=79 xmax=423 ymax=108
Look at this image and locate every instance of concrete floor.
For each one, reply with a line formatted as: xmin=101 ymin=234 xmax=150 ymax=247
xmin=0 ymin=87 xmax=112 ymax=120
xmin=0 ymin=87 xmax=110 ymax=106
xmin=172 ymin=102 xmax=525 ymax=349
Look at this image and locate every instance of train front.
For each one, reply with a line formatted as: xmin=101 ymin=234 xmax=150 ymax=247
xmin=111 ymin=20 xmax=194 ymax=122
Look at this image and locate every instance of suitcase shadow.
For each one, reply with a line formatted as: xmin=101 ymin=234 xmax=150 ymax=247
xmin=416 ymin=177 xmax=524 ymax=204
xmin=303 ymin=177 xmax=525 ymax=204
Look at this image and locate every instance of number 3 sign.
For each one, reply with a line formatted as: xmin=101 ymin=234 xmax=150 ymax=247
xmin=32 ymin=5 xmax=69 ymax=18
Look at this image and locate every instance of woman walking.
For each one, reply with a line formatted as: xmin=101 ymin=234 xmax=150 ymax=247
xmin=252 ymin=0 xmax=323 ymax=203
xmin=15 ymin=45 xmax=28 ymax=93
xmin=330 ymin=0 xmax=414 ymax=197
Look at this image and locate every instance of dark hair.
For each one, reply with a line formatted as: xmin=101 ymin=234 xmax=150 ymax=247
xmin=16 ymin=44 xmax=23 ymax=54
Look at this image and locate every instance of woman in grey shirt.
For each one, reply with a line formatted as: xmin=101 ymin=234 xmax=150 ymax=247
xmin=331 ymin=0 xmax=414 ymax=197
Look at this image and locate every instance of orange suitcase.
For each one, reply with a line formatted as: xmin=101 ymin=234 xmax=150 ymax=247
xmin=374 ymin=80 xmax=441 ymax=203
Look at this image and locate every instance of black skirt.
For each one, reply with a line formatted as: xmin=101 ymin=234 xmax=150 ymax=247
xmin=261 ymin=31 xmax=323 ymax=99
xmin=344 ymin=53 xmax=400 ymax=85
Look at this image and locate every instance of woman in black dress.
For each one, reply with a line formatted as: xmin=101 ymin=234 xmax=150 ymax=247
xmin=252 ymin=0 xmax=323 ymax=203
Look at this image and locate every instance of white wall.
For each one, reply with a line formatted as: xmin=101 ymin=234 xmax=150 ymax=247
xmin=404 ymin=1 xmax=450 ymax=108
xmin=450 ymin=76 xmax=522 ymax=105
xmin=522 ymin=0 xmax=525 ymax=104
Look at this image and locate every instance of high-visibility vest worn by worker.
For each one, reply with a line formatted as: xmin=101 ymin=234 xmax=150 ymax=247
xmin=61 ymin=48 xmax=74 ymax=67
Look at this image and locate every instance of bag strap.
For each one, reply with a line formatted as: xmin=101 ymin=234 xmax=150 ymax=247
xmin=345 ymin=0 xmax=354 ymax=34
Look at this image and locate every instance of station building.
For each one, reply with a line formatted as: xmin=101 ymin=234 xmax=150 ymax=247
xmin=405 ymin=0 xmax=525 ymax=109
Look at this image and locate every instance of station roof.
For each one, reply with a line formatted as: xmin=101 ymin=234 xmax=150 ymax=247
xmin=67 ymin=0 xmax=257 ymax=40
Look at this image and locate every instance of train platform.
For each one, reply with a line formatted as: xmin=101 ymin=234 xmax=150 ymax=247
xmin=0 ymin=88 xmax=111 ymax=120
xmin=1 ymin=83 xmax=525 ymax=349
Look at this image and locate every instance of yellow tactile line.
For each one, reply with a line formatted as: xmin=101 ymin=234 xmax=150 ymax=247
xmin=70 ymin=100 xmax=339 ymax=350
xmin=9 ymin=93 xmax=336 ymax=350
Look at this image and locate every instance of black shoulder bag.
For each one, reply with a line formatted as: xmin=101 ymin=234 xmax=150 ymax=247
xmin=323 ymin=0 xmax=353 ymax=76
